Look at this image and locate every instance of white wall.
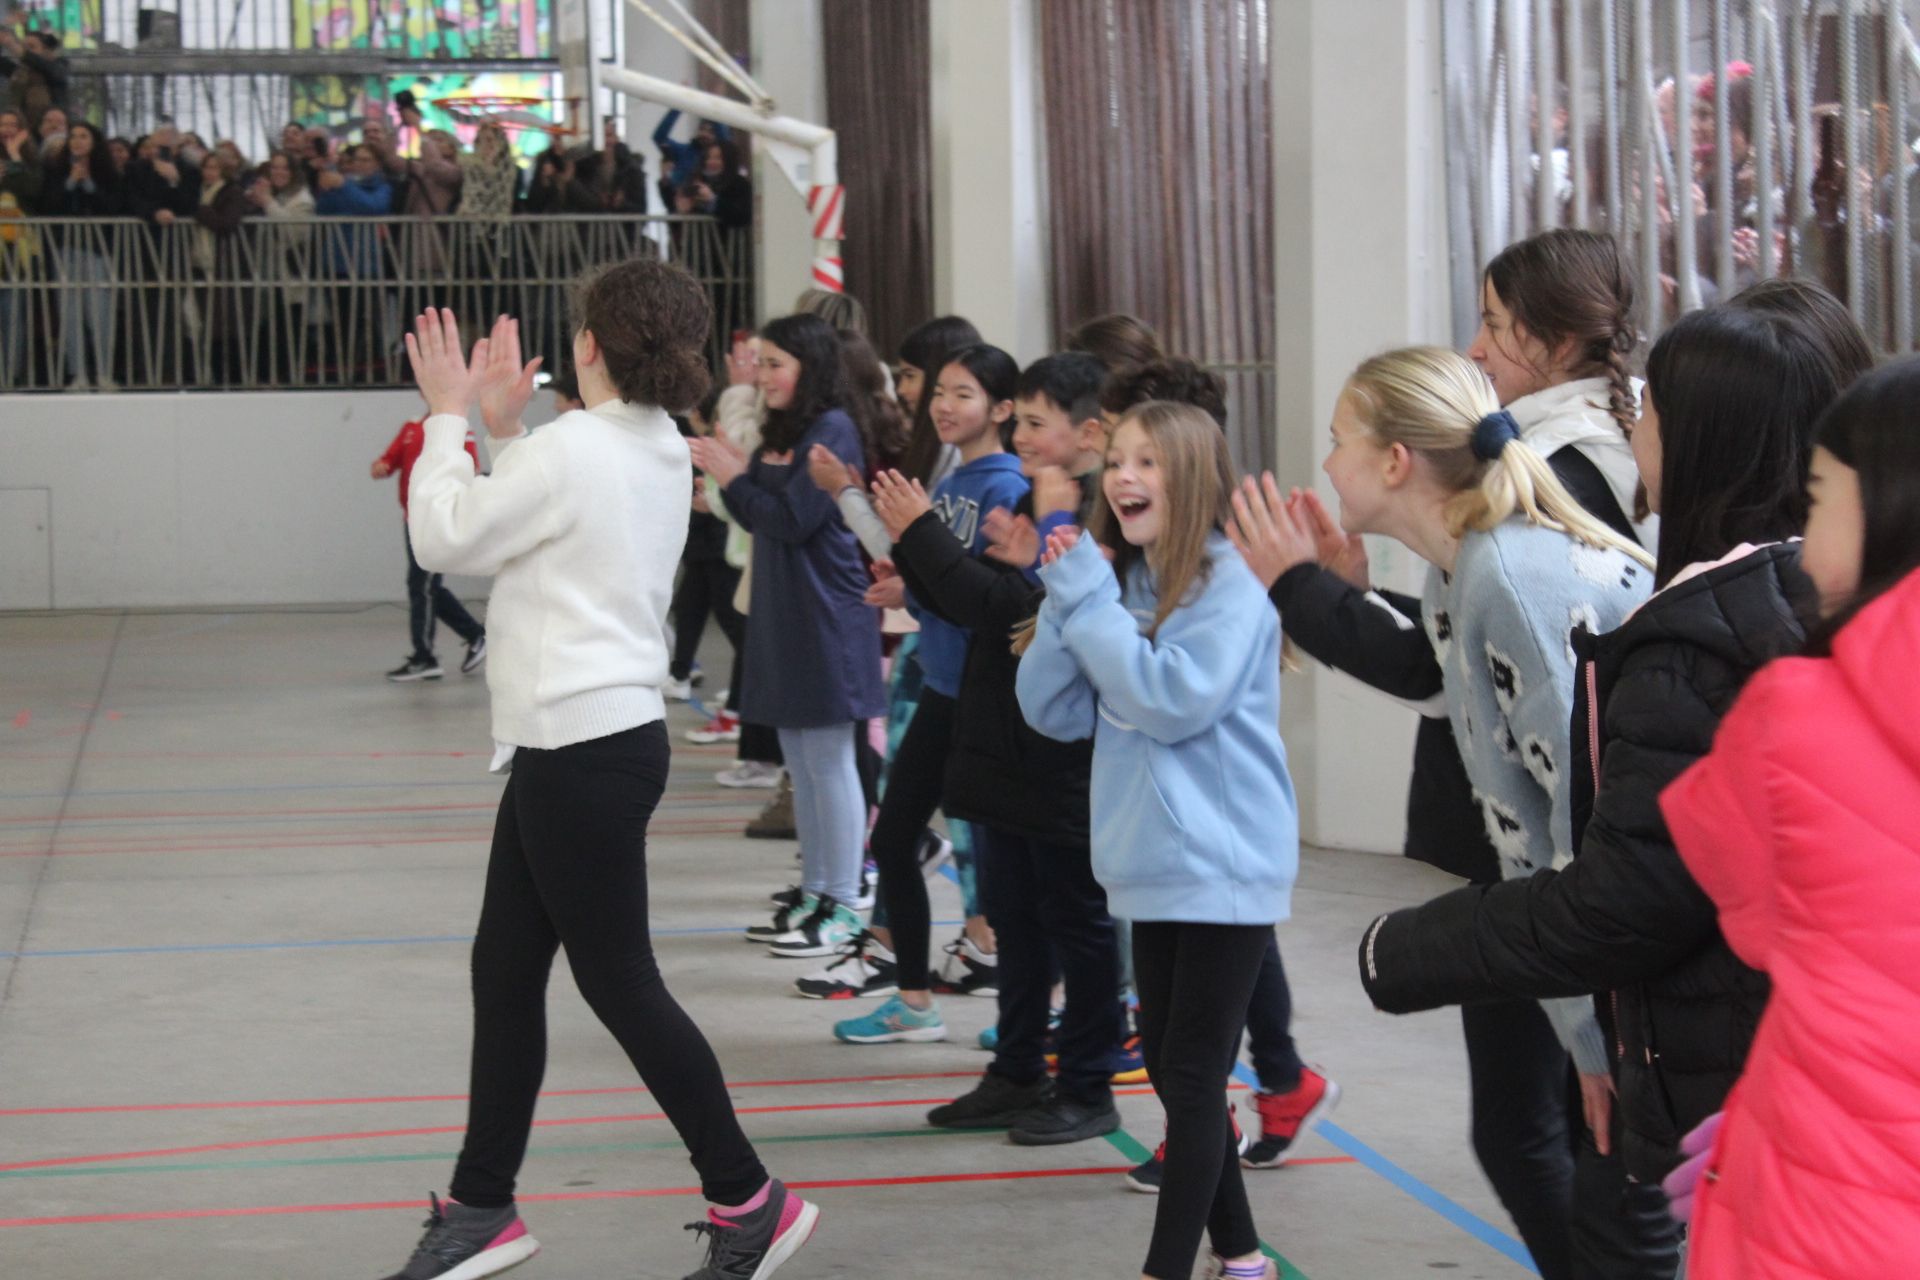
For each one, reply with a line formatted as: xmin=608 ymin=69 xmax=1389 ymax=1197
xmin=1271 ymin=0 xmax=1454 ymax=853
xmin=0 ymin=391 xmax=495 ymax=609
xmin=929 ymin=0 xmax=1052 ymax=361
xmin=751 ymin=0 xmax=827 ymax=321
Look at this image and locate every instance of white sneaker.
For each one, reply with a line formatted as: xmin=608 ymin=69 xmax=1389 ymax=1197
xmin=716 ymin=761 xmax=783 ymax=789
xmin=662 ymin=676 xmax=695 ymax=702
xmin=768 ymin=898 xmax=861 ymax=959
xmin=933 ymin=933 xmax=1000 ymax=997
xmin=851 ymin=863 xmax=877 ymax=912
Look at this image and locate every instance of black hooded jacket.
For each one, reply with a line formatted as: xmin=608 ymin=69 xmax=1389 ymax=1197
xmin=1358 ymin=543 xmax=1812 ymax=1180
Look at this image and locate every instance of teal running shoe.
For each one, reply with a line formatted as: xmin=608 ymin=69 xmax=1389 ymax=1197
xmin=833 ymin=994 xmax=948 ymax=1045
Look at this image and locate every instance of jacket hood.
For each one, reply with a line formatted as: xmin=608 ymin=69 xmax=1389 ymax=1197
xmin=1602 ymin=542 xmax=1813 ymax=676
xmin=1829 ymin=566 xmax=1920 ymax=773
xmin=1507 ymin=376 xmax=1642 ymax=524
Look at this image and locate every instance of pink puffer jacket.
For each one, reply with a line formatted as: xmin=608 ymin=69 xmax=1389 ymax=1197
xmin=1661 ymin=568 xmax=1920 ymax=1279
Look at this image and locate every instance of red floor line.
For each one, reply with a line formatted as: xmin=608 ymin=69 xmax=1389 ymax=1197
xmin=0 ymin=1165 xmax=1146 ymax=1228
xmin=0 ymin=1091 xmax=1163 ymax=1174
xmin=0 ymin=1071 xmax=986 ymax=1118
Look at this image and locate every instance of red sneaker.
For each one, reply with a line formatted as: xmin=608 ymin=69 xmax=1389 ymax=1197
xmin=1243 ymin=1065 xmax=1341 ymax=1168
xmin=686 ymin=711 xmax=741 ymax=744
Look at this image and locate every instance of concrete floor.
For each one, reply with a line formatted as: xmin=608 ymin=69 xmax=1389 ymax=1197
xmin=0 ymin=608 xmax=1541 ymax=1279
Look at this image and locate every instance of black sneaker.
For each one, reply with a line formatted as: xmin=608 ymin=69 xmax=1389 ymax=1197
xmin=1125 ymin=1112 xmax=1251 ymax=1195
xmin=1008 ymin=1091 xmax=1121 ymax=1147
xmin=768 ymin=883 xmax=806 ymax=909
xmin=387 ymin=657 xmax=444 ymax=683
xmin=379 ymin=1192 xmax=538 ymax=1279
xmin=460 ymin=636 xmax=487 ymax=675
xmin=927 ymin=1071 xmax=1054 ymax=1130
xmin=681 ymin=1179 xmax=820 ymax=1280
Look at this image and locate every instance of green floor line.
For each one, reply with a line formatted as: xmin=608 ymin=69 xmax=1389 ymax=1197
xmin=1102 ymin=1128 xmax=1310 ymax=1280
xmin=0 ymin=1126 xmax=998 ymax=1181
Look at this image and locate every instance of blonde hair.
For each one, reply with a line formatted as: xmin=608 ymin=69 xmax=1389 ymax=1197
xmin=1012 ymin=400 xmax=1237 ymax=653
xmin=1344 ymin=346 xmax=1654 ymax=569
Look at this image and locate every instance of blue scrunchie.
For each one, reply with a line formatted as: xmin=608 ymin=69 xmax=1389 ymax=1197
xmin=1471 ymin=409 xmax=1522 ymax=462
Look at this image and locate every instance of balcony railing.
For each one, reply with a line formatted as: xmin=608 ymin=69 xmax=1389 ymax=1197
xmin=0 ymin=214 xmax=748 ymax=393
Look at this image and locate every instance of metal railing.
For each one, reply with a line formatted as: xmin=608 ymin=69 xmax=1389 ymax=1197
xmin=1441 ymin=0 xmax=1920 ymax=354
xmin=0 ymin=214 xmax=748 ymax=392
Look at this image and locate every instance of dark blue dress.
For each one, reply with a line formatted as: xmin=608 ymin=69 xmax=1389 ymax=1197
xmin=722 ymin=408 xmax=886 ymax=728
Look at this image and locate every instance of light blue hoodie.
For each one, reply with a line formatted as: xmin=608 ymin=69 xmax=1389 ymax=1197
xmin=1016 ymin=532 xmax=1298 ymax=925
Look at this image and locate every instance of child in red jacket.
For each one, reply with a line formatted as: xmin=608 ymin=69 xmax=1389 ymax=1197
xmin=372 ymin=408 xmax=486 ymax=681
xmin=1660 ymin=356 xmax=1920 ymax=1280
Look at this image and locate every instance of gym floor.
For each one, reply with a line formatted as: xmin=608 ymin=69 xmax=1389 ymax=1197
xmin=0 ymin=608 xmax=1539 ymax=1279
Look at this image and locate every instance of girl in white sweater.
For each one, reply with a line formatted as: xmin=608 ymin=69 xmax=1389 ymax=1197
xmin=382 ymin=266 xmax=819 ymax=1280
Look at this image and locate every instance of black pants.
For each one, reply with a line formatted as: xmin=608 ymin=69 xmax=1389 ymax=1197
xmin=869 ymin=689 xmax=957 ymax=990
xmin=978 ymin=825 xmax=1122 ymax=1102
xmin=1240 ymin=933 xmax=1305 ymax=1093
xmin=669 ymin=557 xmax=743 ymax=682
xmin=1132 ymin=921 xmax=1270 ymax=1278
xmin=1462 ymin=999 xmax=1680 ymax=1280
xmin=449 ymin=722 xmax=767 ymax=1208
xmin=406 ymin=527 xmax=484 ymax=661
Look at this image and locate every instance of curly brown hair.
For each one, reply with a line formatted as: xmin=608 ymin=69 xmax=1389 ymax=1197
xmin=572 ymin=258 xmax=712 ymax=411
xmin=1098 ymin=358 xmax=1228 ymax=426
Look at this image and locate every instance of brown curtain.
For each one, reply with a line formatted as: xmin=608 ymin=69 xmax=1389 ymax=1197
xmin=821 ymin=0 xmax=933 ymax=358
xmin=1040 ymin=0 xmax=1275 ymax=468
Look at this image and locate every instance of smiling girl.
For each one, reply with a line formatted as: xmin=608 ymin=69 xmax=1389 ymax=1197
xmin=1017 ymin=401 xmax=1297 ymax=1280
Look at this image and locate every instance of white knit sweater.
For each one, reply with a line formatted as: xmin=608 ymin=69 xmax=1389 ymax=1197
xmin=408 ymin=402 xmax=690 ymax=754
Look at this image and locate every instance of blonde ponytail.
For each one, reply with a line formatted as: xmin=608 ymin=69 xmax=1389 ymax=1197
xmin=1346 ymin=347 xmax=1653 ymax=570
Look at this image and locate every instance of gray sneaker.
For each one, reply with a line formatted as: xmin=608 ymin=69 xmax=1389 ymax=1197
xmin=380 ymin=1193 xmax=539 ymax=1279
xmin=681 ymin=1179 xmax=820 ymax=1280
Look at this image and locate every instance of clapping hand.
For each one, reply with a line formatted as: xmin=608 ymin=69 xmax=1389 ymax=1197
xmin=688 ymin=433 xmax=749 ymax=487
xmin=474 ymin=313 xmax=543 ymax=440
xmin=983 ymin=508 xmax=1040 ymax=568
xmin=1040 ymin=525 xmax=1081 ymax=567
xmin=404 ymin=306 xmax=483 ymax=420
xmin=1291 ymin=486 xmax=1369 ymax=587
xmin=869 ymin=470 xmax=933 ymax=540
xmin=864 ymin=558 xmax=907 ymax=610
xmin=1031 ymin=465 xmax=1079 ymax=521
xmin=807 ymin=442 xmax=862 ymax=495
xmin=1227 ymin=474 xmax=1321 ymax=590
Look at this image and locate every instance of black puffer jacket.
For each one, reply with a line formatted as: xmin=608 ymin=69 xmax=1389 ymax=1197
xmin=891 ymin=502 xmax=1092 ymax=848
xmin=1359 ymin=544 xmax=1812 ymax=1181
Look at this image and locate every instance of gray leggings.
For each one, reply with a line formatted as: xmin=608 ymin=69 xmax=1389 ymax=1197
xmin=777 ymin=723 xmax=866 ymax=905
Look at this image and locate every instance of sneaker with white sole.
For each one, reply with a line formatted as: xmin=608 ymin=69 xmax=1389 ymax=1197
xmin=767 ymin=897 xmax=860 ymax=959
xmin=850 ymin=862 xmax=877 ymax=912
xmin=687 ymin=711 xmax=741 ymax=744
xmin=833 ymin=993 xmax=948 ymax=1044
xmin=379 ymin=1192 xmax=539 ymax=1279
xmin=1242 ymin=1066 xmax=1341 ymax=1167
xmin=746 ymin=892 xmax=818 ymax=944
xmin=459 ymin=637 xmax=488 ymax=675
xmin=681 ymin=1179 xmax=819 ymax=1280
xmin=663 ymin=675 xmax=696 ymax=702
xmin=916 ymin=828 xmax=954 ymax=876
xmin=716 ymin=761 xmax=783 ymax=789
xmin=795 ymin=930 xmax=898 ymax=1000
xmin=932 ymin=933 xmax=999 ymax=997
xmin=387 ymin=657 xmax=444 ymax=683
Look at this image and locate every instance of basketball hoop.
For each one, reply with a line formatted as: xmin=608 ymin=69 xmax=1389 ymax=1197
xmin=433 ymin=96 xmax=577 ymax=138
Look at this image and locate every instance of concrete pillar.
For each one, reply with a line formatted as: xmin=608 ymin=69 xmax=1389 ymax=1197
xmin=751 ymin=0 xmax=827 ymax=321
xmin=1272 ymin=0 xmax=1453 ymax=853
xmin=928 ymin=0 xmax=1051 ymax=361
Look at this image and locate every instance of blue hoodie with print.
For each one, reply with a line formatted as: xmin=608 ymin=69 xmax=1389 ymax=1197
xmin=1016 ymin=531 xmax=1298 ymax=925
xmin=909 ymin=451 xmax=1030 ymax=697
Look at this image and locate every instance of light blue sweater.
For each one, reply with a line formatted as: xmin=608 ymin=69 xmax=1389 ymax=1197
xmin=1017 ymin=532 xmax=1298 ymax=925
xmin=1422 ymin=518 xmax=1653 ymax=1074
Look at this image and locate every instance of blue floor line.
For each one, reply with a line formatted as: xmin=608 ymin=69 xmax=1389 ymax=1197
xmin=1229 ymin=1062 xmax=1538 ymax=1273
xmin=0 ymin=919 xmax=968 ymax=961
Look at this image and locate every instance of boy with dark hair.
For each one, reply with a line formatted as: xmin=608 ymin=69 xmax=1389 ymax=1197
xmin=372 ymin=407 xmax=486 ymax=682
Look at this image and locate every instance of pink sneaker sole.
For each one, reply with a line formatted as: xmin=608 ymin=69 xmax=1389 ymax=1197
xmin=749 ymin=1198 xmax=820 ymax=1279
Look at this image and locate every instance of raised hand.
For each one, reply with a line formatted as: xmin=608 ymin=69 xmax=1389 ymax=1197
xmin=474 ymin=314 xmax=543 ymax=440
xmin=869 ymin=469 xmax=933 ymax=540
xmin=983 ymin=508 xmax=1040 ymax=568
xmin=1293 ymin=486 xmax=1370 ymax=588
xmin=1227 ymin=473 xmax=1318 ymax=589
xmin=863 ymin=558 xmax=907 ymax=609
xmin=1031 ymin=465 xmax=1079 ymax=522
xmin=404 ymin=307 xmax=481 ymax=420
xmin=1040 ymin=525 xmax=1081 ymax=567
xmin=806 ymin=442 xmax=861 ymax=495
xmin=688 ymin=433 xmax=749 ymax=487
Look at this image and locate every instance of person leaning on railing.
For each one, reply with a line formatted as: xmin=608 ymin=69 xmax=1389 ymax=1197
xmin=246 ymin=148 xmax=317 ymax=382
xmin=125 ymin=121 xmax=201 ymax=228
xmin=36 ymin=119 xmax=125 ymax=391
xmin=0 ymin=104 xmax=39 ymax=387
xmin=314 ymin=143 xmax=395 ymax=381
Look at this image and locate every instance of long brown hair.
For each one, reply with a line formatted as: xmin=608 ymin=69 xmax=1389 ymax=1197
xmin=1483 ymin=228 xmax=1638 ymax=435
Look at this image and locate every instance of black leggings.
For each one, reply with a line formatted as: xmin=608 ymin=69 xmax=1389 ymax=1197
xmin=1132 ymin=921 xmax=1271 ymax=1278
xmin=449 ymin=721 xmax=767 ymax=1208
xmin=869 ymin=689 xmax=956 ymax=990
xmin=1462 ymin=999 xmax=1680 ymax=1280
xmin=669 ymin=558 xmax=743 ymax=682
xmin=1240 ymin=933 xmax=1305 ymax=1094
